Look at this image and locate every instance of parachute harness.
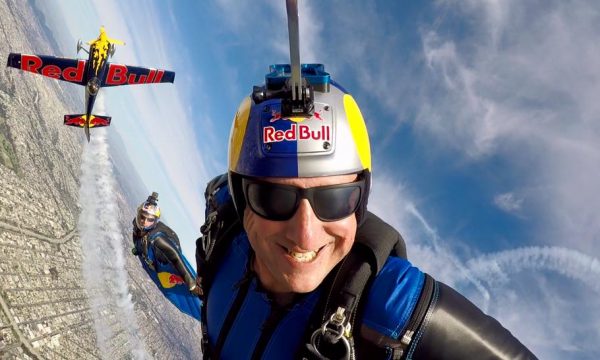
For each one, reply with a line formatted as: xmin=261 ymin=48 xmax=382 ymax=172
xmin=310 ymin=306 xmax=353 ymax=360
xmin=140 ymin=234 xmax=156 ymax=271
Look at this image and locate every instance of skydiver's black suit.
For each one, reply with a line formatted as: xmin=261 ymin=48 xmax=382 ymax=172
xmin=132 ymin=220 xmax=196 ymax=289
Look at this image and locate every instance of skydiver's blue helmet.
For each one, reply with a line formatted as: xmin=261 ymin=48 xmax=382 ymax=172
xmin=227 ymin=64 xmax=372 ymax=224
xmin=135 ymin=193 xmax=161 ymax=231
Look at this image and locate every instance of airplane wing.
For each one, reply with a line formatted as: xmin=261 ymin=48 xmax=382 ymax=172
xmin=107 ymin=37 xmax=125 ymax=46
xmin=101 ymin=63 xmax=175 ymax=87
xmin=6 ymin=53 xmax=87 ymax=85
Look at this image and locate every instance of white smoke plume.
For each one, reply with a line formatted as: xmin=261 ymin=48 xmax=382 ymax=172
xmin=402 ymin=198 xmax=600 ymax=296
xmin=403 ymin=205 xmax=600 ymax=357
xmin=78 ymin=95 xmax=148 ymax=359
xmin=405 ymin=203 xmax=492 ymax=311
xmin=465 ymin=246 xmax=600 ymax=294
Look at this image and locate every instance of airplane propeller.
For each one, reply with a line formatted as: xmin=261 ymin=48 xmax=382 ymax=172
xmin=77 ymin=40 xmax=89 ymax=55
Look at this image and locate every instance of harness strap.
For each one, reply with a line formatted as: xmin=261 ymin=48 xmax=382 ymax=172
xmin=302 ymin=250 xmax=370 ymax=359
xmin=199 ymin=221 xmax=242 ymax=360
xmin=197 ymin=174 xmax=242 ymax=359
xmin=355 ymin=212 xmax=407 ymax=271
xmin=299 ymin=212 xmax=406 ymax=359
xmin=140 ymin=234 xmax=156 ymax=271
xmin=211 ymin=268 xmax=253 ymax=359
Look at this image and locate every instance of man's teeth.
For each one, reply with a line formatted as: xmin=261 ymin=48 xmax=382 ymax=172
xmin=289 ymin=250 xmax=317 ymax=263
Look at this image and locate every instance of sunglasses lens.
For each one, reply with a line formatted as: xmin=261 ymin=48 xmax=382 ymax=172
xmin=313 ymin=186 xmax=362 ymax=221
xmin=247 ymin=183 xmax=298 ymax=220
xmin=243 ymin=176 xmax=365 ymax=222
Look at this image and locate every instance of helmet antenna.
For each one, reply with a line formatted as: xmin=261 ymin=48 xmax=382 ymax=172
xmin=286 ymin=0 xmax=301 ymax=102
xmin=253 ymin=0 xmax=312 ymax=118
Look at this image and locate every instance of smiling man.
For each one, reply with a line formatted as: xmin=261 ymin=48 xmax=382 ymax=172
xmin=194 ymin=64 xmax=536 ymax=359
xmin=242 ymin=173 xmax=359 ymax=295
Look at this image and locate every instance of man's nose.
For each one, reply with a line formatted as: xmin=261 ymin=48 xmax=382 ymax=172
xmin=285 ymin=199 xmax=321 ymax=249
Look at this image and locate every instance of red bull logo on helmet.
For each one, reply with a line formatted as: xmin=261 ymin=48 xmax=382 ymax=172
xmin=263 ymin=108 xmax=331 ymax=144
xmin=269 ymin=110 xmax=282 ymax=123
xmin=263 ymin=123 xmax=331 ymax=143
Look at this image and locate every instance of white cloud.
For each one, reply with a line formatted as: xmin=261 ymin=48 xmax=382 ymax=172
xmin=466 ymin=246 xmax=600 ymax=293
xmin=416 ymin=0 xmax=600 ymax=254
xmin=494 ymin=192 xmax=523 ymax=214
xmin=464 ymin=246 xmax=600 ymax=357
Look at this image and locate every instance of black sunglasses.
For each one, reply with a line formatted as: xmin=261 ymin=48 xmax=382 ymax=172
xmin=241 ymin=176 xmax=366 ymax=222
xmin=139 ymin=214 xmax=156 ymax=223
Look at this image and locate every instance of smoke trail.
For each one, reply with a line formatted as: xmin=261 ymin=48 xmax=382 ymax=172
xmin=406 ymin=204 xmax=492 ymax=311
xmin=465 ymin=246 xmax=600 ymax=293
xmin=79 ymin=129 xmax=114 ymax=356
xmin=78 ymin=96 xmax=148 ymax=359
xmin=406 ymin=201 xmax=600 ymax=302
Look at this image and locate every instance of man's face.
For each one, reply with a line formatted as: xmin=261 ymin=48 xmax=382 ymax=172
xmin=141 ymin=214 xmax=156 ymax=228
xmin=243 ymin=174 xmax=358 ymax=294
xmin=136 ymin=210 xmax=157 ymax=231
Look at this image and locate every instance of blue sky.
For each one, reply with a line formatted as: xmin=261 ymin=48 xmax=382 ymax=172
xmin=32 ymin=0 xmax=600 ymax=358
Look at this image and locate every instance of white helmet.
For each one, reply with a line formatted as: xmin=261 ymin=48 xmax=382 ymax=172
xmin=135 ymin=192 xmax=161 ymax=231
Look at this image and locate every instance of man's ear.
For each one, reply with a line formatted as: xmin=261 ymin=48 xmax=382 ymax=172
xmin=242 ymin=207 xmax=253 ymax=232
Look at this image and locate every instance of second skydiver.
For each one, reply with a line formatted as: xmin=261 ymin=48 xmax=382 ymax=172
xmin=131 ymin=192 xmax=202 ymax=320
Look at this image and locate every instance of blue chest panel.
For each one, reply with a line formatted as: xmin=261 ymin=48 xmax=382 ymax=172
xmin=206 ymin=232 xmax=424 ymax=358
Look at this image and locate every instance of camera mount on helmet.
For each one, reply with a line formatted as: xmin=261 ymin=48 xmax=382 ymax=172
xmin=146 ymin=192 xmax=159 ymax=206
xmin=251 ymin=64 xmax=332 ymax=119
xmin=251 ymin=0 xmax=331 ymax=119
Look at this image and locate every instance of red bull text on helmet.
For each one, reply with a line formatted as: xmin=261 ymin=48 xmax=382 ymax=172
xmin=228 ymin=64 xmax=371 ymax=179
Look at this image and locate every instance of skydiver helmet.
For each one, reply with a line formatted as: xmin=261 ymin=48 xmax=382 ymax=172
xmin=135 ymin=192 xmax=161 ymax=231
xmin=227 ymin=64 xmax=372 ymax=224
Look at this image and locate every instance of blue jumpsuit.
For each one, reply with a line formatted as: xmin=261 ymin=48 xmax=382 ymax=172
xmin=205 ymin=232 xmax=423 ymax=359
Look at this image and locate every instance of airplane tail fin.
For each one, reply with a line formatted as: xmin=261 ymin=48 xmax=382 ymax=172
xmin=64 ymin=114 xmax=111 ymax=142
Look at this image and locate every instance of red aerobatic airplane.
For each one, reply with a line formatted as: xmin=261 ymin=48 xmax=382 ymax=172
xmin=6 ymin=26 xmax=175 ymax=141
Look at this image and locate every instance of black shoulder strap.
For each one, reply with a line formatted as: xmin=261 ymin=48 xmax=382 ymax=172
xmin=196 ymin=173 xmax=230 ymax=263
xmin=355 ymin=211 xmax=407 ymax=269
xmin=195 ymin=174 xmax=241 ymax=286
xmin=195 ymin=174 xmax=243 ymax=359
xmin=299 ymin=211 xmax=406 ymax=359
